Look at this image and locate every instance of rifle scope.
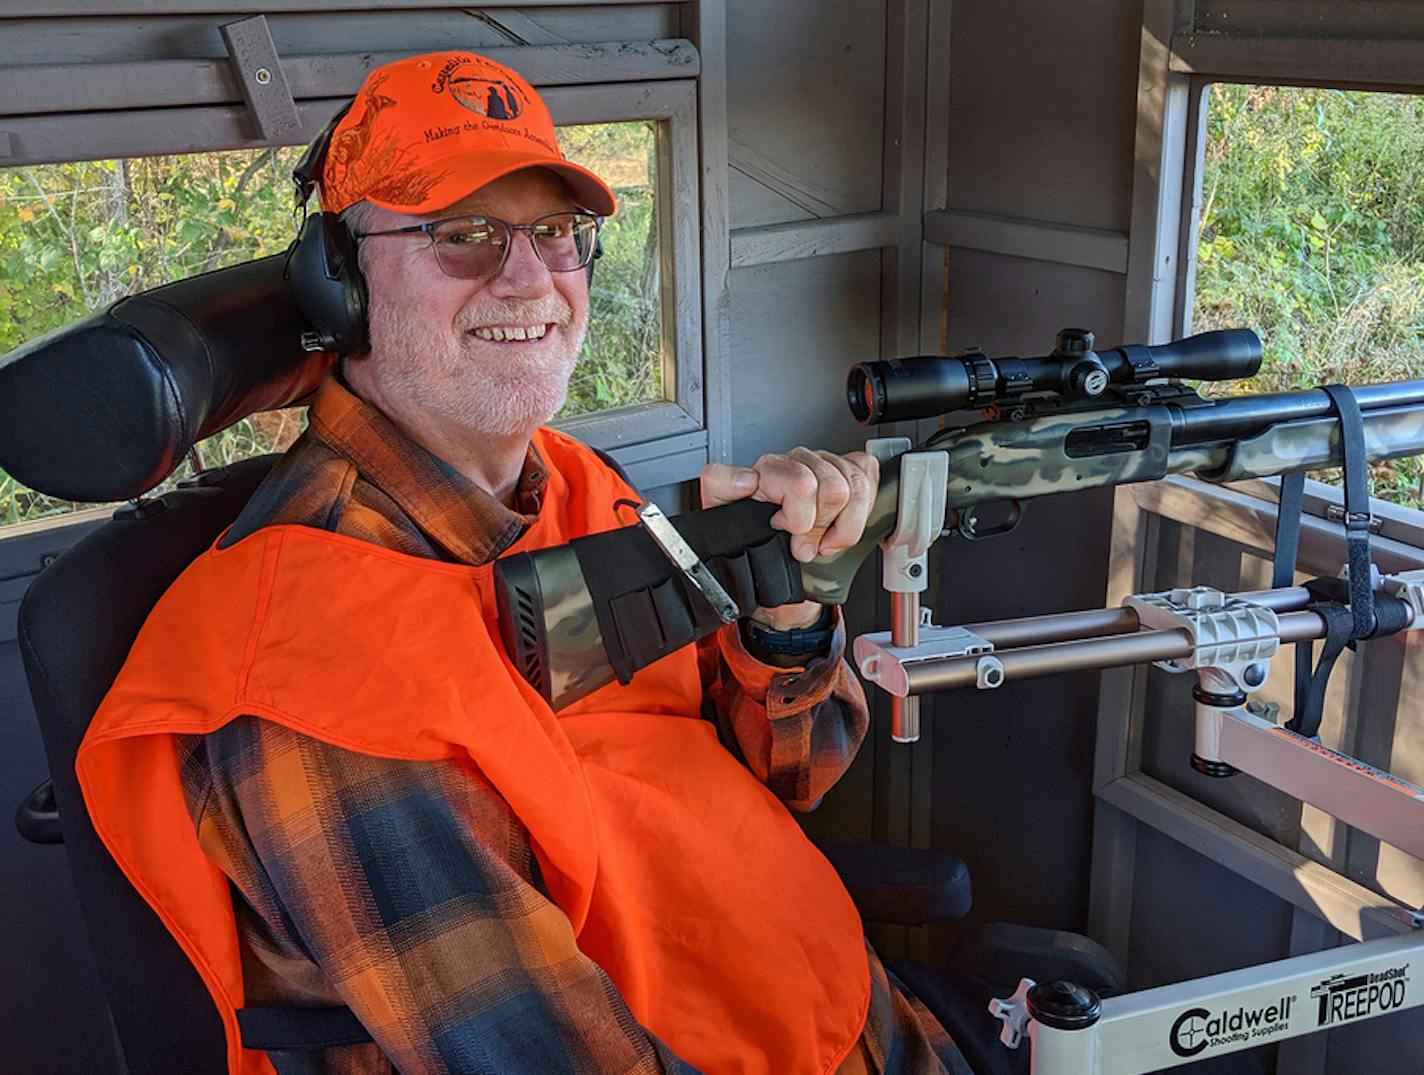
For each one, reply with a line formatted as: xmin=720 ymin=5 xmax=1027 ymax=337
xmin=847 ymin=327 xmax=1262 ymax=425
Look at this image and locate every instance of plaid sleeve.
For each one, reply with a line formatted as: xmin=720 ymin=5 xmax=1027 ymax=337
xmin=699 ymin=609 xmax=870 ymax=811
xmin=182 ymin=717 xmax=699 ymax=1075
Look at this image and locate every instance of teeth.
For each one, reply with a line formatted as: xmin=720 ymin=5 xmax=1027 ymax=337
xmin=472 ymin=324 xmax=548 ymax=342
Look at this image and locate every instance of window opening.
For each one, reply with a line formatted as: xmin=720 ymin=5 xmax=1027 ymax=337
xmin=558 ymin=119 xmax=667 ymax=418
xmin=1190 ymin=84 xmax=1424 ymax=509
xmin=0 ymin=146 xmax=307 ymax=528
xmin=0 ymin=119 xmax=669 ymax=531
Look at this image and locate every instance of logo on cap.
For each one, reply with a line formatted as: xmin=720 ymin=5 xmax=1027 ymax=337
xmin=432 ymin=57 xmax=525 ymax=121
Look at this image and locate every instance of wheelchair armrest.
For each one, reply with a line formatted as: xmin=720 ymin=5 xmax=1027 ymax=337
xmin=817 ymin=842 xmax=972 ymax=926
xmin=946 ymin=922 xmax=1126 ymax=994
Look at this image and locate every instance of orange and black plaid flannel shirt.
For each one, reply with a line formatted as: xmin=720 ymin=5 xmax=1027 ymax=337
xmin=177 ymin=374 xmax=966 ymax=1075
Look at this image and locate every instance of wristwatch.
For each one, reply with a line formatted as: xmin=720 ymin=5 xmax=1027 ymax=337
xmin=742 ymin=608 xmax=836 ymax=658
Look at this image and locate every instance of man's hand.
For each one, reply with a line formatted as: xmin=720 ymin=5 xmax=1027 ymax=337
xmin=700 ymin=448 xmax=880 ymax=630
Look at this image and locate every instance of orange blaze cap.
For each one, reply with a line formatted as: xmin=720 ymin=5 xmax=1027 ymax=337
xmin=319 ymin=51 xmax=616 ymax=219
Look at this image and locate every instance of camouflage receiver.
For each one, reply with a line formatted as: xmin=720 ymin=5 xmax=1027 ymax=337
xmin=495 ymin=328 xmax=1424 ymax=710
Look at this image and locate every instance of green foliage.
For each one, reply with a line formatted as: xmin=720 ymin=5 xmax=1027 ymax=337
xmin=0 ymin=148 xmax=310 ymax=526
xmin=1193 ymin=84 xmax=1424 ymax=507
xmin=0 ymin=122 xmax=664 ymax=527
xmin=0 ymin=149 xmax=302 ymax=354
xmin=561 ymin=121 xmax=664 ymax=417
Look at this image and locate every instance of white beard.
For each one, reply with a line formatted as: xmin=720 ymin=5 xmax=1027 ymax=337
xmin=365 ymin=290 xmax=587 ymax=438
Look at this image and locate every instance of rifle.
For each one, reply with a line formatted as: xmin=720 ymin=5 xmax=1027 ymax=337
xmin=494 ymin=328 xmax=1424 ymax=711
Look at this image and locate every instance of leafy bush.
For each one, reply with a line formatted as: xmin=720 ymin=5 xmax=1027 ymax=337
xmin=1193 ymin=85 xmax=1424 ymax=507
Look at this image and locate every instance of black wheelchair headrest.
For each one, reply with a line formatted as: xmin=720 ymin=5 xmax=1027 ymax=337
xmin=0 ymin=256 xmax=332 ymax=503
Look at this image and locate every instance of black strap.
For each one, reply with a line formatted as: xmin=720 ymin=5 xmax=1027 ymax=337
xmin=1285 ymin=385 xmax=1375 ymax=737
xmin=1322 ymin=384 xmax=1375 ymax=640
xmin=1287 ymin=588 xmax=1354 ymax=739
xmin=236 ymin=1006 xmax=373 ymax=1051
xmin=1272 ymin=468 xmax=1314 ymax=721
xmin=1272 ymin=469 xmax=1305 ymax=589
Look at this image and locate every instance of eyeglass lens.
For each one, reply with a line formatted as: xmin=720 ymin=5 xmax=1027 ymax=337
xmin=428 ymin=212 xmax=598 ymax=279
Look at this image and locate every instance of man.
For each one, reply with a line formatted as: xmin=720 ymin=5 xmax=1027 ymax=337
xmin=78 ymin=52 xmax=972 ymax=1075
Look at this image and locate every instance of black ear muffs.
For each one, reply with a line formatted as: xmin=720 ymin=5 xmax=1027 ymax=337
xmin=286 ymin=210 xmax=368 ymax=356
xmin=285 ymin=102 xmax=370 ymax=356
xmin=585 ymin=233 xmax=603 ymax=286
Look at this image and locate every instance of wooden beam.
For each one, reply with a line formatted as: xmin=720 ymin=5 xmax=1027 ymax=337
xmin=924 ymin=207 xmax=1130 ymax=275
xmin=729 ymin=212 xmax=900 ymax=269
xmin=0 ymin=81 xmax=692 ymax=166
xmin=1098 ymin=773 xmax=1420 ymax=942
xmin=1122 ymin=0 xmax=1193 ymax=343
xmin=1128 ymin=476 xmax=1424 ymax=576
xmin=1171 ymin=34 xmax=1424 ymax=91
xmin=727 ymin=140 xmax=861 ymax=218
xmin=683 ymin=0 xmax=732 ymax=465
xmin=0 ymin=0 xmax=669 ymax=14
xmin=0 ymin=41 xmax=701 ymax=118
xmin=1194 ymin=1 xmax=1424 ymax=40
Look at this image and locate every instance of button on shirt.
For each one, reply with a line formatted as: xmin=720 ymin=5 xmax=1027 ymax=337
xmin=178 ymin=374 xmax=965 ymax=1074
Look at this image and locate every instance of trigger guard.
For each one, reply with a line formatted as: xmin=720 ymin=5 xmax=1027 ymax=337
xmin=954 ymin=500 xmax=1023 ymax=541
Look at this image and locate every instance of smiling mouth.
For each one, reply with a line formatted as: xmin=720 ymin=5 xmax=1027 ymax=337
xmin=470 ymin=323 xmax=551 ymax=343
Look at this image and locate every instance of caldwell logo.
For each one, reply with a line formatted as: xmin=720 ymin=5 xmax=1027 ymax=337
xmin=1311 ymin=964 xmax=1409 ymax=1027
xmin=1168 ymin=996 xmax=1295 ymax=1058
xmin=432 ymin=58 xmax=525 ymax=121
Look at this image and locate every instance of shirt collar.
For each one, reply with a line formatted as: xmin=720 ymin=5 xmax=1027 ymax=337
xmin=304 ymin=373 xmax=548 ymax=565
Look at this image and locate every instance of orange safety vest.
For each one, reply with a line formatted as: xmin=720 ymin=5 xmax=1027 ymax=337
xmin=78 ymin=427 xmax=871 ymax=1075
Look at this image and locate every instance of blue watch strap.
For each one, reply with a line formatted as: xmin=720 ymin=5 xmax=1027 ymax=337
xmin=743 ymin=608 xmax=835 ymax=656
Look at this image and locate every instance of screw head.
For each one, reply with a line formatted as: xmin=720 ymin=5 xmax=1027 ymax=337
xmin=255 ymin=67 xmax=272 ymax=85
xmin=908 ymin=563 xmax=924 ymax=578
xmin=1243 ymin=662 xmax=1266 ymax=688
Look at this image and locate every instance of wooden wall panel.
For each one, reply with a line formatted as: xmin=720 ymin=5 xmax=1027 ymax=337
xmin=931 ymin=0 xmax=1144 ymax=953
xmin=927 ymin=485 xmax=1118 ymax=946
xmin=726 ymin=250 xmax=881 ymax=463
xmin=725 ymin=0 xmax=886 ymax=230
xmin=947 ymin=0 xmax=1139 ymax=234
xmin=1128 ymin=825 xmax=1296 ymax=988
xmin=944 ymin=248 xmax=1129 ymax=355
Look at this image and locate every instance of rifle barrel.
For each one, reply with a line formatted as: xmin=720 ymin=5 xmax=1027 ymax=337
xmin=1174 ymin=379 xmax=1424 ymax=444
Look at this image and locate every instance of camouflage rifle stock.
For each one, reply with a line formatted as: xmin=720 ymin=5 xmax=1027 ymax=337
xmin=495 ymin=329 xmax=1424 ymax=710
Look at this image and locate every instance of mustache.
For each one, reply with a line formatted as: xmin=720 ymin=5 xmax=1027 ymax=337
xmin=456 ymin=296 xmax=573 ymax=332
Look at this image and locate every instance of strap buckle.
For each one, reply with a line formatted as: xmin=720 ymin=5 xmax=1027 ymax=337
xmin=1344 ymin=510 xmax=1375 ymax=533
xmin=635 ymin=502 xmax=741 ymax=624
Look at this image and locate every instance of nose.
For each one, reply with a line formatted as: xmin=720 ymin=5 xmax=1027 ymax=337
xmin=486 ymin=229 xmax=553 ymax=299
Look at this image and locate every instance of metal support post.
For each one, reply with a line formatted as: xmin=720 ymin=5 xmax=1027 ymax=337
xmin=889 ymin=591 xmax=921 ymax=742
xmin=1028 ymin=982 xmax=1103 ymax=1075
xmin=862 ymin=438 xmax=948 ymax=743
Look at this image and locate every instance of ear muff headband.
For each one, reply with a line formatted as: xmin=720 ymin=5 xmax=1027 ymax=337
xmin=286 ymin=101 xmax=370 ymax=357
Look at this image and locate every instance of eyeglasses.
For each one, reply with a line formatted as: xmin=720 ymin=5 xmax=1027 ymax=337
xmin=354 ymin=210 xmax=602 ymax=280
